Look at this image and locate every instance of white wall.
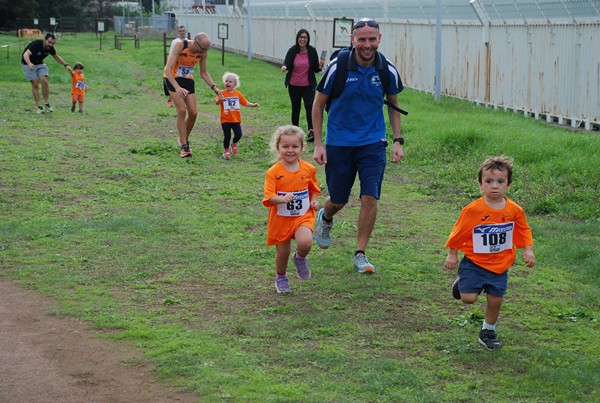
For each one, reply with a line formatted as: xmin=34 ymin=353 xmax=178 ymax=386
xmin=176 ymin=13 xmax=600 ymax=129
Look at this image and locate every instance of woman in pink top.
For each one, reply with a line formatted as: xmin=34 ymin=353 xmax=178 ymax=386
xmin=281 ymin=29 xmax=324 ymax=142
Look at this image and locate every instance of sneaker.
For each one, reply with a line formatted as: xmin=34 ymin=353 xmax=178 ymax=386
xmin=231 ymin=143 xmax=239 ymax=155
xmin=43 ymin=104 xmax=54 ymax=113
xmin=452 ymin=277 xmax=461 ymax=300
xmin=293 ymin=252 xmax=311 ymax=279
xmin=275 ymin=275 xmax=292 ymax=293
xmin=71 ymin=105 xmax=75 ymax=112
xmin=479 ymin=329 xmax=502 ymax=350
xmin=222 ymin=149 xmax=231 ymax=159
xmin=314 ymin=208 xmax=332 ymax=249
xmin=37 ymin=106 xmax=46 ymax=114
xmin=352 ymin=253 xmax=375 ymax=274
xmin=78 ymin=109 xmax=83 ymax=113
xmin=306 ymin=129 xmax=315 ymax=142
xmin=180 ymin=144 xmax=192 ymax=158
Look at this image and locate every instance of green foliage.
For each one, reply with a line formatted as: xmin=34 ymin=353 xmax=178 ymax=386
xmin=1 ymin=33 xmax=599 ymax=401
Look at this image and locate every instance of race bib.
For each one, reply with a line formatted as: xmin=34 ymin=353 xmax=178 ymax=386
xmin=472 ymin=222 xmax=514 ymax=253
xmin=75 ymin=80 xmax=86 ymax=91
xmin=276 ymin=189 xmax=309 ymax=217
xmin=177 ymin=65 xmax=194 ymax=78
xmin=223 ymin=97 xmax=240 ymax=112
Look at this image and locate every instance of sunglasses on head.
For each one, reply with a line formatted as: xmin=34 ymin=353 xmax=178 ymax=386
xmin=195 ymin=40 xmax=209 ymax=51
xmin=353 ymin=19 xmax=379 ymax=30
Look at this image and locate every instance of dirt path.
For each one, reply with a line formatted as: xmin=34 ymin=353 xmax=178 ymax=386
xmin=0 ymin=277 xmax=198 ymax=403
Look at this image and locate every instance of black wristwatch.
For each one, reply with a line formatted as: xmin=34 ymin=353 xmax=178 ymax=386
xmin=393 ymin=137 xmax=405 ymax=145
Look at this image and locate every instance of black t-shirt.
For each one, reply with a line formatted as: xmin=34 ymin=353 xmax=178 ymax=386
xmin=21 ymin=40 xmax=56 ymax=65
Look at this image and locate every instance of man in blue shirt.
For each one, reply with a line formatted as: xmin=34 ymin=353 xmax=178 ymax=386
xmin=312 ymin=18 xmax=405 ymax=273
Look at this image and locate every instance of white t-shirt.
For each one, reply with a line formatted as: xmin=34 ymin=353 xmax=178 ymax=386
xmin=169 ymin=37 xmax=184 ymax=56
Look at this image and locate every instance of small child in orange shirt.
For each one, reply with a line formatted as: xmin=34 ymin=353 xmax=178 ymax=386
xmin=70 ymin=62 xmax=86 ymax=113
xmin=263 ymin=125 xmax=321 ymax=293
xmin=444 ymin=156 xmax=535 ymax=350
xmin=214 ymin=72 xmax=258 ymax=159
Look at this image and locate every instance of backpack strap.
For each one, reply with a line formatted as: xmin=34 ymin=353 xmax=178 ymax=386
xmin=331 ymin=48 xmax=351 ymax=100
xmin=327 ymin=48 xmax=408 ymax=115
xmin=325 ymin=48 xmax=351 ymax=112
xmin=377 ymin=53 xmax=408 ymax=115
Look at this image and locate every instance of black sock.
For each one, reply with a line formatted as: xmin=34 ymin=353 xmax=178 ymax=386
xmin=355 ymin=250 xmax=365 ymax=256
xmin=323 ymin=215 xmax=333 ymax=223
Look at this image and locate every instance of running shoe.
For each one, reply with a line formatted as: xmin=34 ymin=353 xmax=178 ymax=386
xmin=352 ymin=253 xmax=375 ymax=274
xmin=180 ymin=144 xmax=192 ymax=158
xmin=222 ymin=149 xmax=231 ymax=159
xmin=293 ymin=252 xmax=311 ymax=279
xmin=37 ymin=106 xmax=45 ymax=114
xmin=452 ymin=277 xmax=461 ymax=300
xmin=314 ymin=208 xmax=332 ymax=249
xmin=306 ymin=129 xmax=315 ymax=142
xmin=275 ymin=275 xmax=292 ymax=293
xmin=43 ymin=104 xmax=54 ymax=113
xmin=231 ymin=143 xmax=239 ymax=155
xmin=479 ymin=329 xmax=502 ymax=350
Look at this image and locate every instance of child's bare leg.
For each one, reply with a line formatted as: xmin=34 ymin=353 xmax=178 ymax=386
xmin=485 ymin=294 xmax=503 ymax=325
xmin=460 ymin=292 xmax=479 ymax=304
xmin=294 ymin=226 xmax=313 ymax=257
xmin=275 ymin=242 xmax=291 ymax=275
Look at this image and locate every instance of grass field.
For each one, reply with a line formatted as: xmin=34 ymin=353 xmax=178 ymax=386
xmin=1 ymin=32 xmax=599 ymax=401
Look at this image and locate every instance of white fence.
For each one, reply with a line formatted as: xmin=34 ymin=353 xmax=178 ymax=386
xmin=175 ymin=13 xmax=599 ymax=130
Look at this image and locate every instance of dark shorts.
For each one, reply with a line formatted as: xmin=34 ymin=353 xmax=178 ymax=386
xmin=163 ymin=79 xmax=170 ymax=96
xmin=325 ymin=141 xmax=387 ymax=204
xmin=163 ymin=77 xmax=195 ymax=94
xmin=457 ymin=256 xmax=508 ymax=297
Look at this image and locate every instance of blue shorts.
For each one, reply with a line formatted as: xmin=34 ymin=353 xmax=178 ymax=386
xmin=457 ymin=256 xmax=508 ymax=297
xmin=325 ymin=141 xmax=387 ymax=204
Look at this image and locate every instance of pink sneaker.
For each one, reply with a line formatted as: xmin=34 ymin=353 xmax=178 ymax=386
xmin=222 ymin=149 xmax=231 ymax=159
xmin=231 ymin=143 xmax=239 ymax=155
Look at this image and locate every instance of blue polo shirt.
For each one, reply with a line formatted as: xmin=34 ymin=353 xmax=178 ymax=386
xmin=317 ymin=48 xmax=403 ymax=146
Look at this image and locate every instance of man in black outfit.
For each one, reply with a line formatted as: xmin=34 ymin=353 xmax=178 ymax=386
xmin=21 ymin=33 xmax=72 ymax=113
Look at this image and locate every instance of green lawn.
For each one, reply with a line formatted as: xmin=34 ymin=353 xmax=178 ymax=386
xmin=1 ymin=32 xmax=598 ymax=401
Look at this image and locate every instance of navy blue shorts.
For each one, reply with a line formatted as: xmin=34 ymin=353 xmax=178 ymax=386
xmin=325 ymin=141 xmax=387 ymax=204
xmin=457 ymin=256 xmax=508 ymax=297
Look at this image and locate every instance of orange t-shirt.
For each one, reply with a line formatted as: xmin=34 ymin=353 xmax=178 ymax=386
xmin=214 ymin=89 xmax=248 ymax=124
xmin=71 ymin=71 xmax=86 ymax=96
xmin=163 ymin=40 xmax=202 ymax=80
xmin=263 ymin=160 xmax=321 ymax=246
xmin=445 ymin=197 xmax=533 ymax=274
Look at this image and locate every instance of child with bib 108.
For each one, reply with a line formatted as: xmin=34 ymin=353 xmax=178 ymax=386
xmin=444 ymin=156 xmax=535 ymax=350
xmin=263 ymin=125 xmax=321 ymax=293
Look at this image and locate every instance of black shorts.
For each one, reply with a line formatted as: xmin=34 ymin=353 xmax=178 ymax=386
xmin=163 ymin=77 xmax=195 ymax=94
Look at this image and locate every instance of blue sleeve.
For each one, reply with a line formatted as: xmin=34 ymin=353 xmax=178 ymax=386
xmin=386 ymin=61 xmax=404 ymax=95
xmin=316 ymin=62 xmax=336 ymax=95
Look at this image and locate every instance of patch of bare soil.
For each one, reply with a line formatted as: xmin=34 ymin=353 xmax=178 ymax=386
xmin=0 ymin=277 xmax=198 ymax=403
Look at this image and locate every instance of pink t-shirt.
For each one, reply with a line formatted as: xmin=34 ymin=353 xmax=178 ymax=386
xmin=289 ymin=52 xmax=310 ymax=87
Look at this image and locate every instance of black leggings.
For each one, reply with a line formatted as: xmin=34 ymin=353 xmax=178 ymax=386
xmin=222 ymin=122 xmax=243 ymax=149
xmin=288 ymin=84 xmax=315 ymax=131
